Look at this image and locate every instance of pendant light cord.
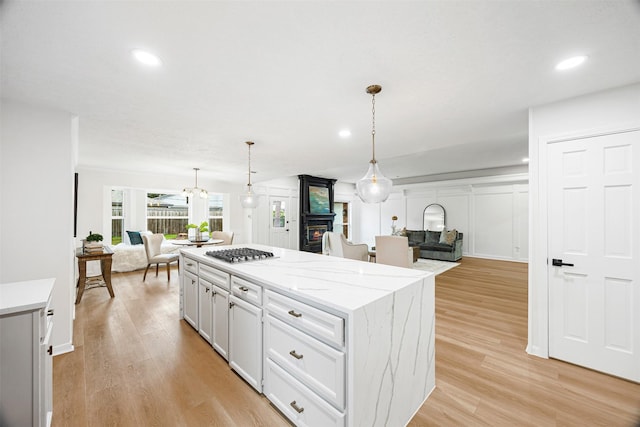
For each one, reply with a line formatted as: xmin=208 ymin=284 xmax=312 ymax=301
xmin=371 ymin=92 xmax=376 ymax=163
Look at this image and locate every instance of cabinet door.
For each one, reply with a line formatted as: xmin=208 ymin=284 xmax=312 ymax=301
xmin=183 ymin=271 xmax=198 ymax=329
xmin=212 ymin=284 xmax=229 ymax=360
xmin=41 ymin=314 xmax=53 ymax=427
xmin=229 ymin=295 xmax=263 ymax=392
xmin=198 ymin=279 xmax=213 ymax=343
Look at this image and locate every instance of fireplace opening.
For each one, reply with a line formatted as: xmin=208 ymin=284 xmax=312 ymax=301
xmin=307 ymin=225 xmax=327 ymax=244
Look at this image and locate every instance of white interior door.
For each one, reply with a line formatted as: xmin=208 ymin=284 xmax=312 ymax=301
xmin=269 ymin=196 xmax=293 ymax=249
xmin=548 ymin=130 xmax=640 ymax=382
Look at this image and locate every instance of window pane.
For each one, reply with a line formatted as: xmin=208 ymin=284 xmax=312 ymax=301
xmin=111 ymin=189 xmax=123 ymax=245
xmin=209 ymin=194 xmax=224 ymax=232
xmin=147 ymin=193 xmax=188 ymax=239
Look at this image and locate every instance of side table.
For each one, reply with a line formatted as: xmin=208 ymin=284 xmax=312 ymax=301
xmin=75 ymin=246 xmax=114 ymax=304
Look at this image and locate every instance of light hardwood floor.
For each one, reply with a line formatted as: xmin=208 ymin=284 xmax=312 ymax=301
xmin=53 ymin=258 xmax=640 ymax=426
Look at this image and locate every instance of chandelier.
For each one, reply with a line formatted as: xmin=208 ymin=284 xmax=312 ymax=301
xmin=240 ymin=141 xmax=259 ymax=208
xmin=356 ymin=84 xmax=392 ymax=203
xmin=182 ymin=167 xmax=208 ymax=199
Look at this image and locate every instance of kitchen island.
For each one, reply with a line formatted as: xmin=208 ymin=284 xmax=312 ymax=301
xmin=179 ymin=244 xmax=435 ymax=427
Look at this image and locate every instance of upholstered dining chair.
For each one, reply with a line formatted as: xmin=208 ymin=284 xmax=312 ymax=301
xmin=211 ymin=231 xmax=234 ymax=245
xmin=322 ymin=231 xmax=369 ymax=262
xmin=375 ymin=235 xmax=411 ymax=268
xmin=142 ymin=234 xmax=180 ymax=281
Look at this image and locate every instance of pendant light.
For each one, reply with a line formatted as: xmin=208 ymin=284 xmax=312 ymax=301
xmin=240 ymin=141 xmax=259 ymax=208
xmin=182 ymin=167 xmax=208 ymax=199
xmin=356 ymin=84 xmax=392 ymax=203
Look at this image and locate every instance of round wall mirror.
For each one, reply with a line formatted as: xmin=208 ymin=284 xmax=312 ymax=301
xmin=423 ymin=203 xmax=446 ymax=231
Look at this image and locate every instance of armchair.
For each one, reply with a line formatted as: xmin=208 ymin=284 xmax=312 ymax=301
xmin=375 ymin=235 xmax=411 ymax=268
xmin=211 ymin=231 xmax=234 ymax=245
xmin=321 ymin=231 xmax=369 ymax=262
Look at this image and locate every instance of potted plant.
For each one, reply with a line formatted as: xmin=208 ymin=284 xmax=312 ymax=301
xmin=186 ymin=221 xmax=209 ymax=242
xmin=84 ymin=232 xmax=104 ymax=252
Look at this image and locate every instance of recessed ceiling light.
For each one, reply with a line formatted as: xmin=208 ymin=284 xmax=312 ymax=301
xmin=339 ymin=129 xmax=351 ymax=138
xmin=555 ymin=55 xmax=587 ymax=71
xmin=522 ymin=157 xmax=530 ymax=163
xmin=131 ymin=49 xmax=162 ymax=67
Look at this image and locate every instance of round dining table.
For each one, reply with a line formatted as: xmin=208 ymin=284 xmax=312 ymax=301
xmin=168 ymin=239 xmax=224 ymax=248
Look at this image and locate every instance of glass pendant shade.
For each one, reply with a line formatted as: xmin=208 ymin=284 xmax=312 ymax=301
xmin=356 ymin=161 xmax=392 ymax=203
xmin=240 ymin=185 xmax=259 ymax=208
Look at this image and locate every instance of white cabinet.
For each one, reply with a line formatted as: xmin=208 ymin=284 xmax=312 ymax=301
xmin=0 ymin=279 xmax=55 ymax=427
xmin=229 ymin=291 xmax=263 ymax=392
xmin=263 ymin=290 xmax=346 ymax=426
xmin=183 ymin=270 xmax=198 ymax=329
xmin=198 ymin=278 xmax=213 ymax=343
xmin=211 ymin=284 xmax=229 ymax=360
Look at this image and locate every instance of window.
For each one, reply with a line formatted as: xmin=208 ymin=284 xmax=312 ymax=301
xmin=208 ymin=193 xmax=224 ymax=232
xmin=147 ymin=193 xmax=188 ymax=239
xmin=333 ymin=202 xmax=350 ymax=239
xmin=111 ymin=189 xmax=123 ymax=245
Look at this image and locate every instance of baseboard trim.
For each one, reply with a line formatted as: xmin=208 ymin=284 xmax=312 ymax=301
xmin=53 ymin=343 xmax=74 ymax=356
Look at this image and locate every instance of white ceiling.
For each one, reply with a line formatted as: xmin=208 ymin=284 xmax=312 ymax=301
xmin=2 ymin=1 xmax=639 ymax=185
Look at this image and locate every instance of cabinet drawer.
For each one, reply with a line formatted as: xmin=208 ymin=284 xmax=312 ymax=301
xmin=183 ymin=257 xmax=198 ymax=274
xmin=265 ymin=315 xmax=345 ymax=410
xmin=265 ymin=290 xmax=344 ymax=348
xmin=264 ymin=359 xmax=345 ymax=427
xmin=231 ymin=276 xmax=262 ymax=306
xmin=199 ymin=263 xmax=230 ymax=290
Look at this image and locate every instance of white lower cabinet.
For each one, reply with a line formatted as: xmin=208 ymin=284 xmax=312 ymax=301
xmin=211 ymin=284 xmax=229 ymax=360
xmin=264 ymin=314 xmax=345 ymax=409
xmin=229 ymin=294 xmax=263 ymax=392
xmin=180 ymin=258 xmax=348 ymax=426
xmin=198 ymin=278 xmax=213 ymax=343
xmin=0 ymin=279 xmax=54 ymax=427
xmin=183 ymin=270 xmax=198 ymax=329
xmin=265 ymin=359 xmax=345 ymax=427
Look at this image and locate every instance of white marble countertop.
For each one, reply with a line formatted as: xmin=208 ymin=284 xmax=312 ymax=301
xmin=180 ymin=244 xmax=431 ymax=315
xmin=0 ymin=278 xmax=54 ymax=316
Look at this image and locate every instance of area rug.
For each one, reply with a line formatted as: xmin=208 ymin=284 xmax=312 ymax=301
xmin=412 ymin=259 xmax=459 ymax=275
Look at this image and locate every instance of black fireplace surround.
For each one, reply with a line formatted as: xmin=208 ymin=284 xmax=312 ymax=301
xmin=299 ymin=175 xmax=336 ymax=253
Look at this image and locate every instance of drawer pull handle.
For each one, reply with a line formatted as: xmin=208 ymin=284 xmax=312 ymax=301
xmin=290 ymin=400 xmax=304 ymax=414
xmin=47 ymin=309 xmax=54 ymax=316
xmin=239 ymin=286 xmax=249 ymax=292
xmin=187 ymin=263 xmax=194 ymax=266
xmin=289 ymin=350 xmax=303 ymax=360
xmin=47 ymin=345 xmax=53 ymax=356
xmin=288 ymin=310 xmax=302 ymax=318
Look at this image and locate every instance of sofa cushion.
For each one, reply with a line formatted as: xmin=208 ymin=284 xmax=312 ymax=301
xmin=127 ymin=230 xmax=143 ymax=245
xmin=425 ymin=230 xmax=441 ymax=244
xmin=420 ymin=242 xmax=455 ymax=252
xmin=439 ymin=229 xmax=457 ymax=245
xmin=406 ymin=230 xmax=425 ymax=245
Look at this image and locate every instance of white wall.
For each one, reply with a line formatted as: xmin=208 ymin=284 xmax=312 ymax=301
xmin=528 ymin=82 xmax=640 ymax=358
xmin=363 ymin=175 xmax=529 ymax=261
xmin=1 ymin=101 xmax=76 ymax=354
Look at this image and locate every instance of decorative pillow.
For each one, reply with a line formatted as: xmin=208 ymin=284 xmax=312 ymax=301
xmin=439 ymin=229 xmax=457 ymax=245
xmin=126 ymin=230 xmax=143 ymax=245
xmin=425 ymin=230 xmax=440 ymax=244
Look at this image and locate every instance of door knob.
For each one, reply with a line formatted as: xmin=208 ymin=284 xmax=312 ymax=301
xmin=552 ymin=258 xmax=574 ymax=267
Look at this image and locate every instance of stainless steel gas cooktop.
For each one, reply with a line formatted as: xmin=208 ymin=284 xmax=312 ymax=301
xmin=205 ymin=247 xmax=275 ymax=263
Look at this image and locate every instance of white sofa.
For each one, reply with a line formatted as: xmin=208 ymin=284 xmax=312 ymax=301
xmin=85 ymin=233 xmax=180 ymax=275
xmin=110 ymin=239 xmax=180 ymax=272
